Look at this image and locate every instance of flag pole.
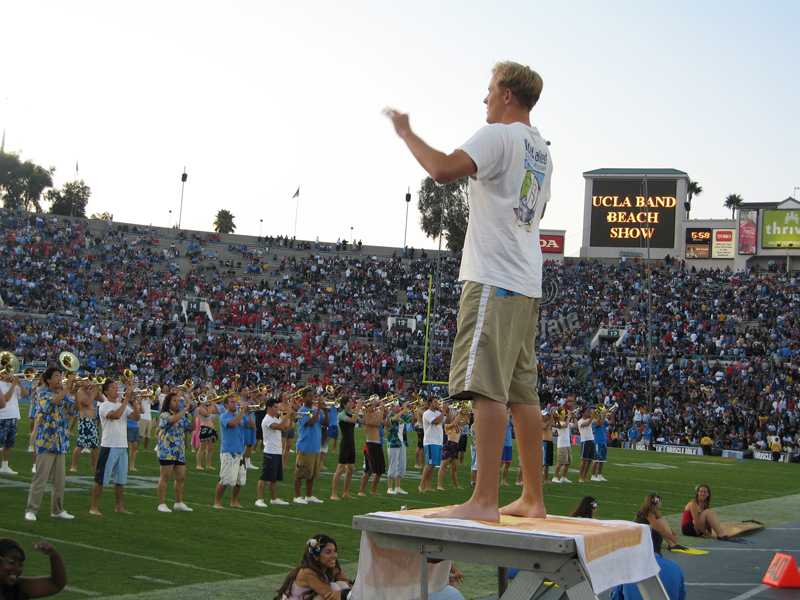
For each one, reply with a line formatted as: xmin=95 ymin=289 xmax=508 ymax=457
xmin=293 ymin=186 xmax=300 ymax=238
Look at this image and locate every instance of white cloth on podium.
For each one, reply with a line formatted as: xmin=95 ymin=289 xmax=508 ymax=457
xmin=350 ymin=530 xmax=451 ymax=600
xmin=354 ymin=510 xmax=659 ymax=595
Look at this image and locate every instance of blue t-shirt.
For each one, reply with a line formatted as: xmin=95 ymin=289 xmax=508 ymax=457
xmin=327 ymin=406 xmax=339 ymax=431
xmin=297 ymin=406 xmax=323 ymax=453
xmin=219 ymin=410 xmax=247 ymax=454
xmin=593 ymin=419 xmax=608 ymax=446
xmin=610 ymin=554 xmax=686 ymax=600
xmin=504 ymin=419 xmax=513 ymax=447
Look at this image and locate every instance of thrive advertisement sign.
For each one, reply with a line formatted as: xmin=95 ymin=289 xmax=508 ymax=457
xmin=761 ymin=210 xmax=800 ymax=248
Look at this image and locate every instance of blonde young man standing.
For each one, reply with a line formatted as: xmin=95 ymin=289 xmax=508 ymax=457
xmin=386 ymin=61 xmax=552 ymax=521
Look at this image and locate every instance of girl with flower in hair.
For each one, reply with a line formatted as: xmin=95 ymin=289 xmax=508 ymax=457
xmin=274 ymin=534 xmax=351 ymax=600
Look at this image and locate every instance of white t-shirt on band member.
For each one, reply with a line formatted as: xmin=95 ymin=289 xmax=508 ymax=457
xmin=457 ymin=122 xmax=553 ymax=299
xmin=99 ymin=400 xmax=133 ymax=448
xmin=0 ymin=382 xmax=22 ymax=420
xmin=556 ymin=423 xmax=573 ymax=449
xmin=261 ymin=414 xmax=282 ymax=455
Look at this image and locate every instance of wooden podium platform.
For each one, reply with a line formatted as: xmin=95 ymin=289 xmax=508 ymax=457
xmin=351 ymin=511 xmax=670 ymax=600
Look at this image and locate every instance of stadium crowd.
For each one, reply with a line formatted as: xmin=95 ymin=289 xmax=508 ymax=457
xmin=0 ymin=209 xmax=798 ymax=458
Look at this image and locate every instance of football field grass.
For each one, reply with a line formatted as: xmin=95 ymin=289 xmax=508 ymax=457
xmin=1 ymin=430 xmax=798 ymax=600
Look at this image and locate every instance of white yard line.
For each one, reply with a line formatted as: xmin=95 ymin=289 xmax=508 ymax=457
xmin=132 ymin=576 xmax=175 ymax=584
xmin=0 ymin=528 xmax=235 ymax=576
xmin=64 ymin=586 xmax=99 ymax=596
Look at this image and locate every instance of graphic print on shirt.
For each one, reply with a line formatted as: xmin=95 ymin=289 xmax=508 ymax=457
xmin=515 ymin=139 xmax=548 ymax=232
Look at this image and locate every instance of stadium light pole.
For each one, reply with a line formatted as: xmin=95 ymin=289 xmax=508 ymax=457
xmin=259 ymin=219 xmax=263 ymax=238
xmin=404 ymin=187 xmax=411 ymax=252
xmin=351 ymin=226 xmax=353 ymax=250
xmin=168 ymin=210 xmax=172 ymax=228
xmin=178 ymin=167 xmax=188 ymax=229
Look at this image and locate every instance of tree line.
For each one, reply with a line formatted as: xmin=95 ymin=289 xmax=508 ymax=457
xmin=0 ymin=150 xmax=92 ymax=217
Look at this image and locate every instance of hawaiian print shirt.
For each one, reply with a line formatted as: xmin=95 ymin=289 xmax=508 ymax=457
xmin=157 ymin=412 xmax=191 ymax=462
xmin=387 ymin=413 xmax=413 ymax=448
xmin=36 ymin=387 xmax=77 ymax=454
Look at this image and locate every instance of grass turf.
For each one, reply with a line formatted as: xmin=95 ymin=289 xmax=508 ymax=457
xmin=1 ymin=427 xmax=797 ymax=600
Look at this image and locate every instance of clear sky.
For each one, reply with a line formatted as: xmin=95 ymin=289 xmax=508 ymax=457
xmin=2 ymin=1 xmax=798 ymax=256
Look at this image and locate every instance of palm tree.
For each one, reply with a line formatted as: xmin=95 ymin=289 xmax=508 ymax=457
xmin=724 ymin=194 xmax=743 ymax=218
xmin=213 ymin=209 xmax=236 ymax=234
xmin=686 ymin=179 xmax=703 ymax=217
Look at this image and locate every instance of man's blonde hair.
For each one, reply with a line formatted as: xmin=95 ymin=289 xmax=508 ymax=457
xmin=492 ymin=61 xmax=543 ymax=111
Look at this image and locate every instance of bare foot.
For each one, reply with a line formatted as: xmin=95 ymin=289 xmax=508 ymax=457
xmin=230 ymin=503 xmax=243 ymax=508
xmin=213 ymin=504 xmax=224 ymax=509
xmin=89 ymin=509 xmax=102 ymax=516
xmin=499 ymin=481 xmax=509 ymax=486
xmin=544 ymin=480 xmax=551 ymax=484
xmin=418 ymin=487 xmax=426 ymax=492
xmin=342 ymin=494 xmax=356 ymax=499
xmin=370 ymin=492 xmax=382 ymax=496
xmin=454 ymin=486 xmax=463 ymax=489
xmin=515 ymin=482 xmax=523 ymax=486
xmin=499 ymin=497 xmax=547 ymax=519
xmin=436 ymin=487 xmax=445 ymax=491
xmin=130 ymin=468 xmax=137 ymax=472
xmin=357 ymin=492 xmax=367 ymax=497
xmin=197 ymin=466 xmax=205 ymax=470
xmin=116 ymin=508 xmax=133 ymax=514
xmin=578 ymin=479 xmax=587 ymax=483
xmin=425 ymin=500 xmax=500 ymax=523
xmin=330 ymin=496 xmax=340 ymax=500
xmin=70 ymin=468 xmax=78 ymax=472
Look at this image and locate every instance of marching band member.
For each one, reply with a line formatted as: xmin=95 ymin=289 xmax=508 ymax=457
xmin=91 ymin=380 xmax=140 ymax=515
xmin=357 ymin=397 xmax=390 ymax=497
xmin=69 ymin=380 xmax=100 ymax=473
xmin=213 ymin=395 xmax=255 ymax=509
xmin=0 ymin=370 xmax=29 ymax=475
xmin=25 ymin=367 xmax=77 ymax=521
xmin=386 ymin=401 xmax=413 ymax=495
xmin=255 ymin=398 xmax=293 ymax=507
xmin=197 ymin=384 xmax=222 ymax=470
xmin=156 ymin=391 xmax=195 ymax=513
xmin=293 ymin=388 xmax=328 ymax=505
xmin=330 ymin=395 xmax=362 ymax=500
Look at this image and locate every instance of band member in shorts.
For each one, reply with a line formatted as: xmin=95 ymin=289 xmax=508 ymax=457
xmin=70 ymin=380 xmax=100 ymax=472
xmin=213 ymin=396 xmax=255 ymax=509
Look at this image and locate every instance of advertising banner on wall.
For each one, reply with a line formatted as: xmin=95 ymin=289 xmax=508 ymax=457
xmin=761 ymin=210 xmax=800 ymax=248
xmin=540 ymin=235 xmax=564 ymax=253
xmin=739 ymin=210 xmax=758 ymax=254
xmin=654 ymin=444 xmax=702 ymax=456
xmin=590 ymin=180 xmax=677 ymax=249
xmin=685 ymin=228 xmax=711 ymax=259
xmin=712 ymin=229 xmax=734 ymax=258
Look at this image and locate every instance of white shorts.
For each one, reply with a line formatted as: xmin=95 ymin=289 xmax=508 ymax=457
xmin=218 ymin=452 xmax=246 ymax=487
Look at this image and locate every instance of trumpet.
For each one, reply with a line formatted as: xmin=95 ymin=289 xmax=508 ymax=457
xmin=176 ymin=379 xmax=195 ymax=391
xmin=247 ymin=400 xmax=267 ymax=412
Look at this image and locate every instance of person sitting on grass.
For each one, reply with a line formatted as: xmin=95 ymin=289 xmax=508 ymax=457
xmin=569 ymin=496 xmax=598 ymax=519
xmin=635 ymin=493 xmax=686 ymax=551
xmin=273 ymin=534 xmax=351 ymax=600
xmin=0 ymin=538 xmax=67 ymax=599
xmin=681 ymin=484 xmax=729 ymax=539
